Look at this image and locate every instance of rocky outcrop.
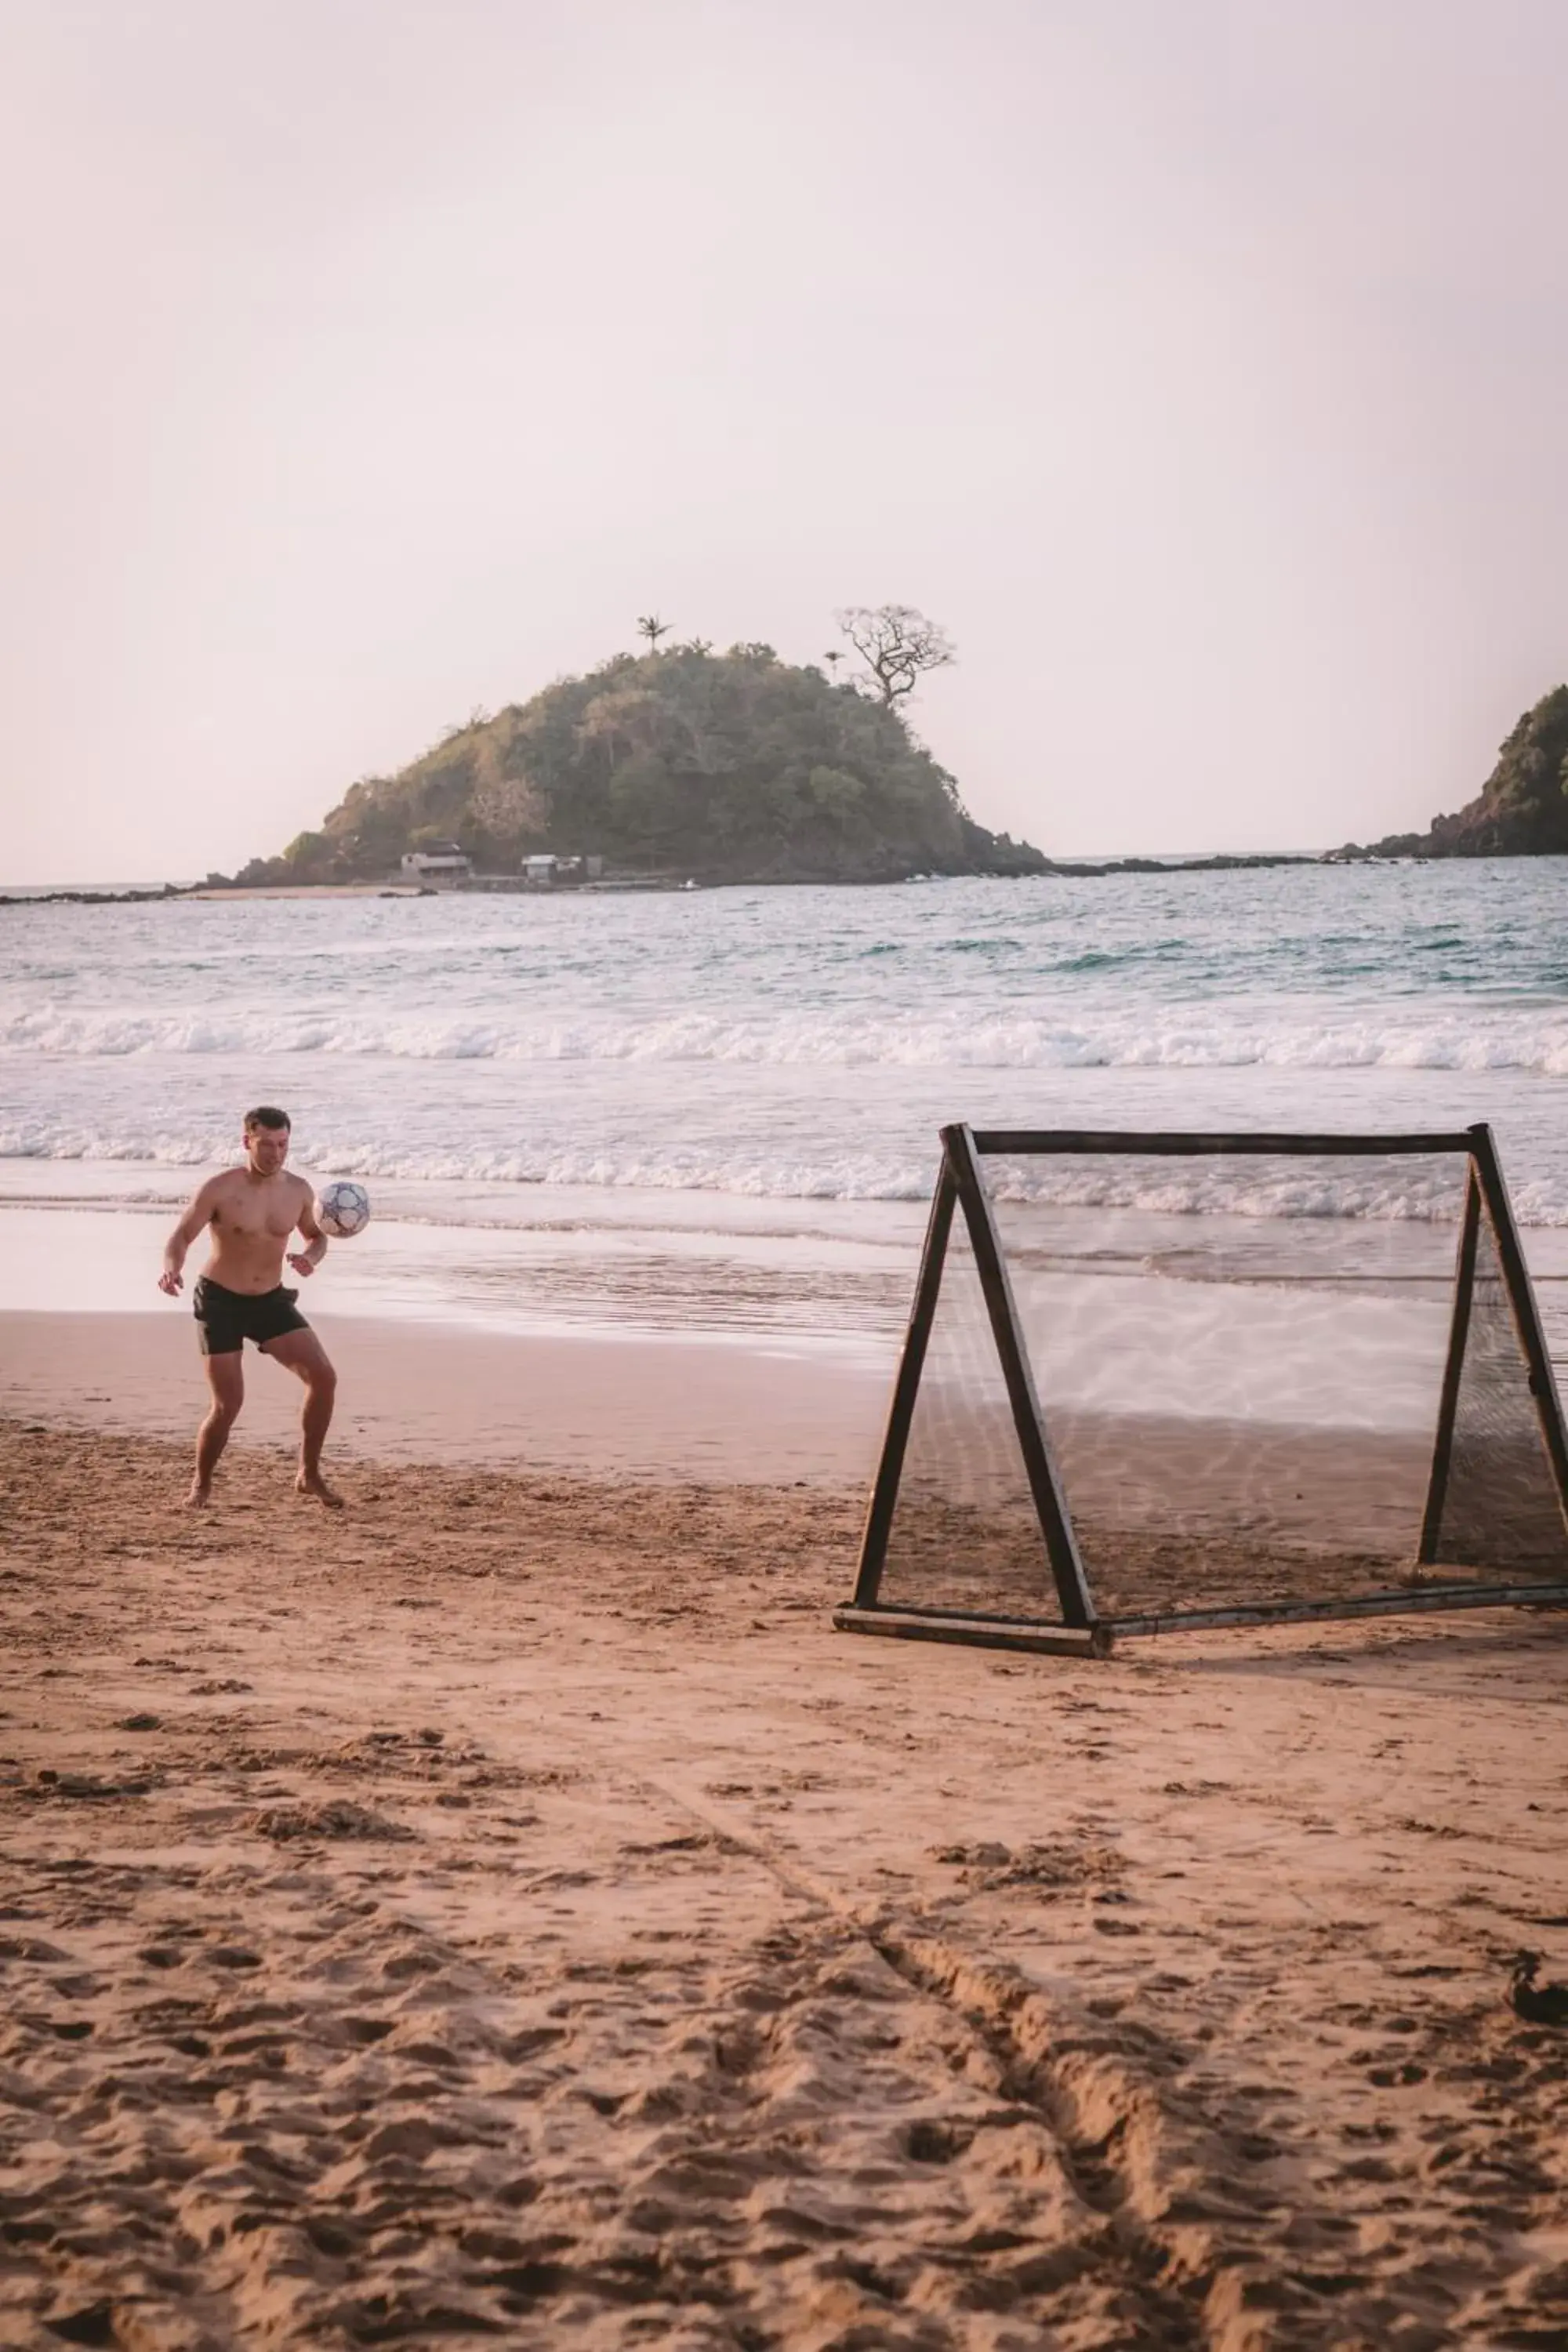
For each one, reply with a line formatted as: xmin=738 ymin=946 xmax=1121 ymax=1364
xmin=1342 ymin=685 xmax=1568 ymax=858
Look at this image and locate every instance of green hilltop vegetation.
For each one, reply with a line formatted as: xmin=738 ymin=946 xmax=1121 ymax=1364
xmin=1345 ymin=683 xmax=1568 ymax=859
xmin=230 ymin=637 xmax=1046 ymax=888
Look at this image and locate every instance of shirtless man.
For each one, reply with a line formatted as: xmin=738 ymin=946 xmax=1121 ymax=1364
xmin=158 ymin=1105 xmax=342 ymax=1508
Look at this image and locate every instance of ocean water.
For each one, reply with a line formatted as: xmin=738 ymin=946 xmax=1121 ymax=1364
xmin=2 ymin=862 xmax=1565 ymax=1358
xmin=4 ymin=863 xmax=1566 ymax=1190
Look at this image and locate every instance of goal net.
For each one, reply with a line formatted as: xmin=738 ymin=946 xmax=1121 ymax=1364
xmin=837 ymin=1124 xmax=1568 ymax=1653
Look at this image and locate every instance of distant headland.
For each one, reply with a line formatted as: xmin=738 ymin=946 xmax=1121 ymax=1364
xmin=1334 ymin=684 xmax=1568 ymax=860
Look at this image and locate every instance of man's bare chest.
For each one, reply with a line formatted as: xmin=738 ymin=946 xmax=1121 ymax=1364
xmin=212 ymin=1185 xmax=297 ymax=1243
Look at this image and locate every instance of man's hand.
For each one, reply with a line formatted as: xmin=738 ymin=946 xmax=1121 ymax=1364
xmin=287 ymin=1252 xmax=318 ymax=1279
xmin=158 ymin=1267 xmax=183 ymax=1296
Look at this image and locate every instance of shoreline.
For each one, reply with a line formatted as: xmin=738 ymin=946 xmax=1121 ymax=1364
xmin=1 ymin=855 xmax=1334 ymax=905
xmin=0 ymin=1194 xmax=919 ymax=1362
xmin=15 ymin=851 xmax=1568 ymax=907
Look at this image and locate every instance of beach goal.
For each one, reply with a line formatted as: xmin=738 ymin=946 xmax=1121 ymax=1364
xmin=835 ymin=1123 xmax=1568 ymax=1656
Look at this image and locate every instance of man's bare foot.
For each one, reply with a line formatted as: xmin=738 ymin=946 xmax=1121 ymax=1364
xmin=295 ymin=1470 xmax=344 ymax=1510
xmin=183 ymin=1479 xmax=211 ymax=1511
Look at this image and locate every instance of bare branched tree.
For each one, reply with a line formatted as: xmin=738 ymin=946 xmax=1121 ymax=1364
xmin=835 ymin=605 xmax=955 ymax=706
xmin=637 ymin=615 xmax=671 ymax=655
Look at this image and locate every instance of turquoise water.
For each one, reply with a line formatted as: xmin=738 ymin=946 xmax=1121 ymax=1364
xmin=2 ymin=862 xmax=1565 ymax=1221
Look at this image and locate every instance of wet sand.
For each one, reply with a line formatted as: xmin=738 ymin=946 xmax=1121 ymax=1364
xmin=4 ymin=1392 xmax=1568 ymax=2348
xmin=0 ymin=1310 xmax=889 ymax=1483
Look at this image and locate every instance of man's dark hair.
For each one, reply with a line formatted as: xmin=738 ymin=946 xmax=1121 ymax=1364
xmin=244 ymin=1105 xmax=291 ymax=1132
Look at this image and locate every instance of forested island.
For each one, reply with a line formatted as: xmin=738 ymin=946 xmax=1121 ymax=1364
xmin=1340 ymin=684 xmax=1568 ymax=859
xmin=222 ymin=621 xmax=1048 ymax=890
xmin=15 ymin=635 xmax=1562 ymax=906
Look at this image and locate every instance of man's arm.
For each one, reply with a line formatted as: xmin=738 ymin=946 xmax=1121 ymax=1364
xmin=159 ymin=1178 xmax=223 ymax=1294
xmin=288 ymin=1183 xmax=328 ymax=1279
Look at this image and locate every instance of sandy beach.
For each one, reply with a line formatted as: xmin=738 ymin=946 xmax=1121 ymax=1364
xmin=4 ymin=1308 xmax=1568 ymax=2350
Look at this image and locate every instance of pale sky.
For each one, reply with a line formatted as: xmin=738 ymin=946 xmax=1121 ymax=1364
xmin=3 ymin=0 xmax=1566 ymax=881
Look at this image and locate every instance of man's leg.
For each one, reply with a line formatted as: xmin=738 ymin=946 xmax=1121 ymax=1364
xmin=262 ymin=1328 xmax=342 ymax=1506
xmin=190 ymin=1351 xmax=244 ymax=1507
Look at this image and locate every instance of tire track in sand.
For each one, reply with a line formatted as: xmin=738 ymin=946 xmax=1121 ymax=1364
xmin=641 ymin=1772 xmax=1235 ymax=2352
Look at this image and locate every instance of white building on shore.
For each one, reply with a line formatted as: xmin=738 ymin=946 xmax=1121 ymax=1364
xmin=400 ymin=843 xmax=472 ymax=880
xmin=523 ymin=854 xmax=604 ymax=886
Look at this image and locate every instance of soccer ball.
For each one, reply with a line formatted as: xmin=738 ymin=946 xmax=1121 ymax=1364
xmin=316 ymin=1179 xmax=372 ymax=1240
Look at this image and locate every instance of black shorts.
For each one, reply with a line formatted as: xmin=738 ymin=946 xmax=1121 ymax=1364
xmin=193 ymin=1276 xmax=310 ymax=1357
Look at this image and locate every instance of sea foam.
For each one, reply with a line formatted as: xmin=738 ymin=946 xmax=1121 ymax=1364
xmin=4 ymin=1002 xmax=1567 ymax=1075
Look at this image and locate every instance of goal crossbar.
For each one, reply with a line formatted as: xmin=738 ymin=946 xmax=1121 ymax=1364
xmin=835 ymin=1122 xmax=1568 ymax=1656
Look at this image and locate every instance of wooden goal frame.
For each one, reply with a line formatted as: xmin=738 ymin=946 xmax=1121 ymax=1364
xmin=834 ymin=1123 xmax=1568 ymax=1657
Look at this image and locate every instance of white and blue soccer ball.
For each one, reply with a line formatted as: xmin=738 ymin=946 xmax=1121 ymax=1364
xmin=316 ymin=1179 xmax=372 ymax=1240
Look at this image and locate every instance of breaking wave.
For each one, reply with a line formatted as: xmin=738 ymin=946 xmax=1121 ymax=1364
xmin=5 ymin=1003 xmax=1568 ymax=1075
xmin=3 ymin=1116 xmax=1565 ymax=1227
xmin=5 ymin=870 xmax=1565 ymax=1231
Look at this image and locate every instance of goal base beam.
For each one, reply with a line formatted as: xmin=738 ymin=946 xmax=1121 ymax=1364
xmin=832 ymin=1606 xmax=1109 ymax=1657
xmin=1107 ymin=1578 xmax=1568 ymax=1639
xmin=837 ymin=1580 xmax=1568 ymax=1657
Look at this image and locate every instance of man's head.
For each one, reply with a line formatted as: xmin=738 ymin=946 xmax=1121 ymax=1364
xmin=243 ymin=1105 xmax=291 ymax=1174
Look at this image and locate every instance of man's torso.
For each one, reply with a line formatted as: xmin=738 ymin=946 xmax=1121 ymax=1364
xmin=203 ymin=1168 xmax=310 ymax=1294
